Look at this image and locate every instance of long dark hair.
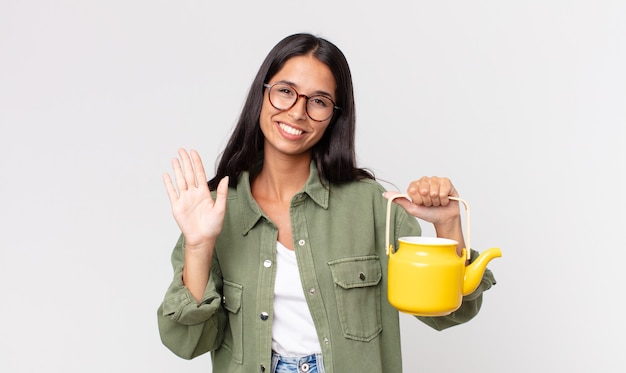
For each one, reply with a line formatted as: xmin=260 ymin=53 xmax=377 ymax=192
xmin=208 ymin=33 xmax=374 ymax=190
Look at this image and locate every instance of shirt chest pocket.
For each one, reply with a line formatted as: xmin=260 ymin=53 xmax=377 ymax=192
xmin=328 ymin=255 xmax=382 ymax=342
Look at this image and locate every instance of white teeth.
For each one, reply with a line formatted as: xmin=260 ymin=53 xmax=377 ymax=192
xmin=279 ymin=123 xmax=303 ymax=135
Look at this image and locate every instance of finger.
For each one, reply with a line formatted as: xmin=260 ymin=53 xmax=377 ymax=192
xmin=171 ymin=157 xmax=187 ymax=192
xmin=389 ymin=196 xmax=413 ymax=211
xmin=190 ymin=149 xmax=208 ymax=190
xmin=421 ymin=183 xmax=435 ymax=207
xmin=382 ymin=191 xmax=401 ymax=200
xmin=408 ymin=177 xmax=432 ymax=206
xmin=213 ymin=176 xmax=230 ymax=211
xmin=162 ymin=173 xmax=179 ymax=202
xmin=178 ymin=148 xmax=197 ymax=188
xmin=427 ymin=178 xmax=442 ymax=207
xmin=438 ymin=178 xmax=454 ymax=205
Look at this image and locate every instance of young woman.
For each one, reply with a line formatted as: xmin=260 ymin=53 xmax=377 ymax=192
xmin=158 ymin=33 xmax=496 ymax=373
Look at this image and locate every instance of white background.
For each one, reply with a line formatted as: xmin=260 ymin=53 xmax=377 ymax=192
xmin=1 ymin=1 xmax=624 ymax=372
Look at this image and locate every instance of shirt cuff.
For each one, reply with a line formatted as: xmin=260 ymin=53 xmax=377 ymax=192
xmin=161 ymin=281 xmax=222 ymax=326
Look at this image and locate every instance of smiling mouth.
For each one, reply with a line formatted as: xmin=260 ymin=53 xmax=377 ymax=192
xmin=279 ymin=122 xmax=303 ymax=136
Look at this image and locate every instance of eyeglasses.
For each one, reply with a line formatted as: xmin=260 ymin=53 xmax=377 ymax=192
xmin=264 ymin=83 xmax=340 ymax=122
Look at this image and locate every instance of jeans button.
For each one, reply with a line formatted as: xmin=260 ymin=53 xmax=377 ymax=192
xmin=301 ymin=362 xmax=310 ymax=372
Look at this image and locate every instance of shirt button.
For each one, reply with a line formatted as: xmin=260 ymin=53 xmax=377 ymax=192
xmin=260 ymin=365 xmax=266 ymax=372
xmin=359 ymin=272 xmax=366 ymax=281
xmin=298 ymin=239 xmax=305 ymax=246
xmin=263 ymin=259 xmax=272 ymax=268
xmin=323 ymin=337 xmax=329 ymax=345
xmin=309 ymin=288 xmax=316 ymax=295
xmin=260 ymin=312 xmax=269 ymax=321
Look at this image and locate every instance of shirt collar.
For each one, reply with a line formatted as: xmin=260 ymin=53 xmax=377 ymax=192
xmin=237 ymin=160 xmax=330 ymax=235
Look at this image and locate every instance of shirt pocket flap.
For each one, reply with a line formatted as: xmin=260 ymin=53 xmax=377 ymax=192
xmin=328 ymin=255 xmax=382 ymax=289
xmin=222 ymin=280 xmax=243 ymax=314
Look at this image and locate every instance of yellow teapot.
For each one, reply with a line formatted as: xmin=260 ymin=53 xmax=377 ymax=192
xmin=385 ymin=195 xmax=502 ymax=316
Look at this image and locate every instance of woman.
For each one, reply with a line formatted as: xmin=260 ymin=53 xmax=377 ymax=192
xmin=158 ymin=33 xmax=496 ymax=373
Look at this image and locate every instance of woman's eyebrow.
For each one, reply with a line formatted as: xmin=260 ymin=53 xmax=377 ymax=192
xmin=275 ymin=80 xmax=334 ymax=98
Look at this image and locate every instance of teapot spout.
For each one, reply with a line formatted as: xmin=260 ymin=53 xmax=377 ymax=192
xmin=463 ymin=248 xmax=502 ymax=295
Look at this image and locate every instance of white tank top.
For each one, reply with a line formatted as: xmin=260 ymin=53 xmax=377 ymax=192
xmin=271 ymin=241 xmax=322 ymax=355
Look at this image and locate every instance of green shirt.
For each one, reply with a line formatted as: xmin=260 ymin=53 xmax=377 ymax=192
xmin=157 ymin=162 xmax=496 ymax=373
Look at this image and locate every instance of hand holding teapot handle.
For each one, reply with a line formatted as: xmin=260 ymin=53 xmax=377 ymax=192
xmin=383 ymin=176 xmax=466 ymax=256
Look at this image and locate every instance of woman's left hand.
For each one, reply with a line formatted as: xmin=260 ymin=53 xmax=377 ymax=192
xmin=383 ymin=176 xmax=464 ymax=247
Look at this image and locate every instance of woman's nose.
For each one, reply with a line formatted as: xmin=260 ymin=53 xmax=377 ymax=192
xmin=287 ymin=95 xmax=308 ymax=120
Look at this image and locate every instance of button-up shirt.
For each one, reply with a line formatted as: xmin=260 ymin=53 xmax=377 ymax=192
xmin=157 ymin=162 xmax=496 ymax=373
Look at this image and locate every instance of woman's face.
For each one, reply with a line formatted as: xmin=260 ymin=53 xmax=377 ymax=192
xmin=259 ymin=55 xmax=337 ymax=159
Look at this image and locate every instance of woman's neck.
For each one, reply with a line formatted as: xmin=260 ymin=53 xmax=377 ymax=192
xmin=252 ymin=152 xmax=312 ymax=204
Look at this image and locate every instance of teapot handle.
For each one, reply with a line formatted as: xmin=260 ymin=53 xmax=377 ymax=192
xmin=385 ymin=194 xmax=471 ymax=259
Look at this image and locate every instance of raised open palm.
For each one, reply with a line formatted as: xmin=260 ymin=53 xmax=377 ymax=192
xmin=162 ymin=148 xmax=229 ymax=247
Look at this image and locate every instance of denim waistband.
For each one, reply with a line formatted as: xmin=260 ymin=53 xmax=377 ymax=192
xmin=271 ymin=351 xmax=324 ymax=373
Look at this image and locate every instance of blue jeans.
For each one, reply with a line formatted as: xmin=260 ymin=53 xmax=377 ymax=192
xmin=271 ymin=351 xmax=325 ymax=373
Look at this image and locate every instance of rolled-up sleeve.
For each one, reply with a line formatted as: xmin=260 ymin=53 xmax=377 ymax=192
xmin=157 ymin=235 xmax=226 ymax=359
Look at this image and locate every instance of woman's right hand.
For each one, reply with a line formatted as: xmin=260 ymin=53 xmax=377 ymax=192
xmin=162 ymin=148 xmax=229 ymax=249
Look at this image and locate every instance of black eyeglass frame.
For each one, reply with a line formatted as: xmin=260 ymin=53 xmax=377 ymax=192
xmin=263 ymin=83 xmax=341 ymax=122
